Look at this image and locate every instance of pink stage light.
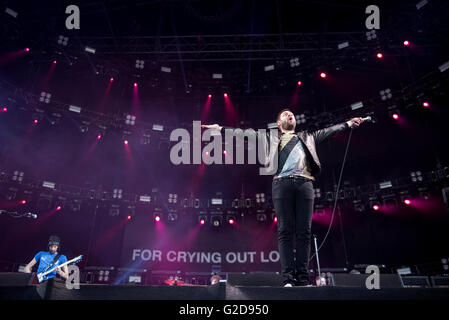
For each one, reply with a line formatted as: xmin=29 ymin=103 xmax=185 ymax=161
xmin=2 ymin=107 xmax=7 ymax=112
xmin=124 ymin=140 xmax=129 ymax=145
xmin=25 ymin=48 xmax=30 ymax=52
xmin=200 ymin=219 xmax=205 ymax=225
xmin=224 ymin=93 xmax=228 ymax=97
xmin=110 ymin=77 xmax=114 ymax=82
xmin=228 ymin=219 xmax=235 ymax=225
xmin=223 ymin=150 xmax=227 ymax=155
xmin=154 ymin=215 xmax=161 ymax=222
xmin=53 ymin=60 xmax=57 ymax=64
xmin=56 ymin=206 xmax=61 ymax=211
xmin=133 ymin=82 xmax=138 ymax=87
xmin=297 ymin=81 xmax=302 ymax=86
xmin=403 ymin=40 xmax=410 ymax=46
xmin=376 ymin=52 xmax=383 ymax=59
xmin=372 ymin=204 xmax=380 ymax=211
xmin=21 ymin=200 xmax=26 ymax=205
xmin=392 ymin=113 xmax=399 ymax=120
xmin=208 ymin=94 xmax=212 ymax=98
xmin=403 ymin=199 xmax=411 ymax=205
xmin=422 ymin=102 xmax=430 ymax=108
xmin=274 ymin=216 xmax=278 ymax=223
xmin=127 ymin=215 xmax=132 ymax=220
xmin=320 ymin=72 xmax=326 ymax=78
xmin=33 ymin=119 xmax=38 ymax=124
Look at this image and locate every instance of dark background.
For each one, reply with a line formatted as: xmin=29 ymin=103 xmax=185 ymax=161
xmin=0 ymin=0 xmax=448 ymax=277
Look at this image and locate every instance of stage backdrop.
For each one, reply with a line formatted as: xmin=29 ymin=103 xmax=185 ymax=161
xmin=119 ymin=211 xmax=280 ymax=273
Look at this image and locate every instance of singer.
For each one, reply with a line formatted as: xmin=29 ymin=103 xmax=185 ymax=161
xmin=202 ymin=109 xmax=364 ymax=286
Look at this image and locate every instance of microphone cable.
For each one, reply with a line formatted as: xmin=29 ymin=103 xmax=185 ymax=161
xmin=309 ymin=126 xmax=354 ymax=263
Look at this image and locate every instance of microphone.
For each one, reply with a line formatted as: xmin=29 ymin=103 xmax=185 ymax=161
xmin=361 ymin=116 xmax=372 ymax=122
xmin=25 ymin=212 xmax=37 ymax=219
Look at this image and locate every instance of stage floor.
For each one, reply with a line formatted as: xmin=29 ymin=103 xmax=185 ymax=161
xmin=1 ymin=282 xmax=449 ymax=300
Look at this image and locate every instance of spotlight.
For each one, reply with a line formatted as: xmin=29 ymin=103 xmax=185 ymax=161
xmin=410 ymin=170 xmax=423 ymax=182
xmin=168 ymin=193 xmax=178 ymax=204
xmin=25 ymin=48 xmax=30 ymax=52
xmin=403 ymin=40 xmax=410 ymax=46
xmin=289 ymin=57 xmax=300 ymax=67
xmin=353 ymin=200 xmax=365 ymax=212
xmin=211 ymin=215 xmax=222 ymax=227
xmin=1 ymin=107 xmax=7 ymax=112
xmin=133 ymin=82 xmax=138 ymax=87
xmin=380 ymin=88 xmax=392 ymax=100
xmin=154 ymin=215 xmax=161 ymax=222
xmin=112 ymin=189 xmax=122 ymax=199
xmin=39 ymin=92 xmax=51 ymax=103
xmin=255 ymin=193 xmax=266 ymax=204
xmin=56 ymin=206 xmax=62 ymax=211
xmin=198 ymin=215 xmax=207 ymax=225
xmin=135 ymin=59 xmax=145 ymax=69
xmin=53 ymin=60 xmax=57 ymax=64
xmin=125 ymin=114 xmax=136 ymax=126
xmin=297 ymin=81 xmax=302 ymax=86
xmin=208 ymin=94 xmax=212 ymax=98
xmin=372 ymin=204 xmax=380 ymax=211
xmin=366 ymin=30 xmax=377 ymax=40
xmin=127 ymin=215 xmax=132 ymax=220
xmin=12 ymin=171 xmax=24 ymax=182
xmin=296 ymin=113 xmax=306 ymax=124
xmin=109 ymin=205 xmax=120 ymax=217
xmin=110 ymin=77 xmax=114 ymax=82
xmin=21 ymin=200 xmax=26 ymax=205
xmin=124 ymin=140 xmax=129 ymax=145
xmin=422 ymin=102 xmax=430 ymax=108
xmin=57 ymin=35 xmax=69 ymax=46
xmin=403 ymin=199 xmax=412 ymax=205
xmin=376 ymin=52 xmax=383 ymax=59
xmin=392 ymin=113 xmax=399 ymax=120
xmin=224 ymin=93 xmax=228 ymax=97
xmin=320 ymin=72 xmax=327 ymax=78
xmin=273 ymin=216 xmax=278 ymax=223
xmin=167 ymin=212 xmax=178 ymax=222
xmin=228 ymin=218 xmax=235 ymax=225
xmin=79 ymin=124 xmax=89 ymax=133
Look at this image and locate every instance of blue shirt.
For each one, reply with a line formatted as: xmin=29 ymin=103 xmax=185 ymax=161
xmin=34 ymin=251 xmax=67 ymax=280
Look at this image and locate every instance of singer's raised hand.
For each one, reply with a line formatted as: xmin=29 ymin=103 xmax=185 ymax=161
xmin=201 ymin=124 xmax=222 ymax=131
xmin=348 ymin=117 xmax=364 ymax=128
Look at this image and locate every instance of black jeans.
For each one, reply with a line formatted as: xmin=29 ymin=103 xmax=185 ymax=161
xmin=272 ymin=176 xmax=314 ymax=285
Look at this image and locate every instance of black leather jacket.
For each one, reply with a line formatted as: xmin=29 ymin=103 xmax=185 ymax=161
xmin=220 ymin=122 xmax=349 ymax=176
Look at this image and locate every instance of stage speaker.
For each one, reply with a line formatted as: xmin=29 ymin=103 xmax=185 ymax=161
xmin=430 ymin=276 xmax=449 ymax=287
xmin=401 ymin=276 xmax=431 ymax=288
xmin=226 ymin=273 xmax=284 ymax=287
xmin=327 ymin=273 xmax=404 ymax=288
xmin=0 ymin=272 xmax=34 ymax=286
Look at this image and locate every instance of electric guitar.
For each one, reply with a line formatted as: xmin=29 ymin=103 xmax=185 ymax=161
xmin=37 ymin=255 xmax=83 ymax=283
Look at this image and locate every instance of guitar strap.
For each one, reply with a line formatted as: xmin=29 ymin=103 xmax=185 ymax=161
xmin=42 ymin=253 xmax=62 ymax=273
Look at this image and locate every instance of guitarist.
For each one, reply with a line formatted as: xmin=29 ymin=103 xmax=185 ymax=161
xmin=23 ymin=235 xmax=69 ymax=281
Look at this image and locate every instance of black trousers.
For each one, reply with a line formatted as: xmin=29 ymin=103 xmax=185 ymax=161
xmin=272 ymin=176 xmax=314 ymax=284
